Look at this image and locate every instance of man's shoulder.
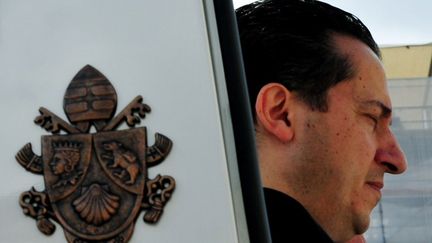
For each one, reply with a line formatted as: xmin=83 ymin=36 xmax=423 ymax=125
xmin=263 ymin=188 xmax=334 ymax=243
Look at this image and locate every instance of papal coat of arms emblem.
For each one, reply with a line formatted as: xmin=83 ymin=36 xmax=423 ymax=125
xmin=16 ymin=65 xmax=175 ymax=242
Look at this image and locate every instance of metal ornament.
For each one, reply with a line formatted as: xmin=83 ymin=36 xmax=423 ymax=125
xmin=16 ymin=65 xmax=175 ymax=243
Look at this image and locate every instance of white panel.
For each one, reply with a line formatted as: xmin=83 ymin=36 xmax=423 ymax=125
xmin=0 ymin=0 xmax=244 ymax=242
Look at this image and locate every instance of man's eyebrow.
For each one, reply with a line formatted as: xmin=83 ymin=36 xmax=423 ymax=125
xmin=361 ymin=100 xmax=392 ymax=118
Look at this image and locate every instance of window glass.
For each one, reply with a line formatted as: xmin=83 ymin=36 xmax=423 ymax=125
xmin=365 ymin=77 xmax=432 ymax=243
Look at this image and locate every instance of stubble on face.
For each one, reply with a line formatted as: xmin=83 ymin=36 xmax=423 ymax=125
xmin=292 ymin=85 xmax=375 ymax=241
xmin=288 ymin=34 xmax=391 ymax=241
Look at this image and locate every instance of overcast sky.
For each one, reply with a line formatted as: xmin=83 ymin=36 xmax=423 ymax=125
xmin=233 ymin=0 xmax=432 ymax=46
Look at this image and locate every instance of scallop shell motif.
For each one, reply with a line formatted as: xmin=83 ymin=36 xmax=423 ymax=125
xmin=73 ymin=184 xmax=120 ymax=226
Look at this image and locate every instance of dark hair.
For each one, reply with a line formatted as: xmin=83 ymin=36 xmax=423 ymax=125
xmin=236 ymin=0 xmax=380 ymax=119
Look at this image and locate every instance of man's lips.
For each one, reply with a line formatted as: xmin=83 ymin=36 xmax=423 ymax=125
xmin=367 ymin=181 xmax=384 ymax=192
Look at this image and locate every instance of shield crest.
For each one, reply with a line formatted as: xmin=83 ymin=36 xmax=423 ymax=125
xmin=17 ymin=65 xmax=175 ymax=242
xmin=42 ymin=128 xmax=146 ymax=241
xmin=94 ymin=128 xmax=147 ymax=195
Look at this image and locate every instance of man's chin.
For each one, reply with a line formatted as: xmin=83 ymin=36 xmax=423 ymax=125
xmin=353 ymin=215 xmax=370 ymax=235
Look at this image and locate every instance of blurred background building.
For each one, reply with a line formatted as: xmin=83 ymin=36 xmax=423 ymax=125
xmin=365 ymin=43 xmax=432 ymax=243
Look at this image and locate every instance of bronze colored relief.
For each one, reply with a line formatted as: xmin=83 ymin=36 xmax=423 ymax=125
xmin=16 ymin=65 xmax=176 ymax=242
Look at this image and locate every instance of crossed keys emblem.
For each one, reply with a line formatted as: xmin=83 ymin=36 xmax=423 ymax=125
xmin=16 ymin=65 xmax=176 ymax=242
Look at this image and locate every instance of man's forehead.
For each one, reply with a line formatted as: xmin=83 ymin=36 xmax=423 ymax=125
xmin=333 ymin=34 xmax=393 ymax=111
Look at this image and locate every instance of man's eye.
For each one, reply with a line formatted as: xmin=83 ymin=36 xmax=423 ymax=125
xmin=366 ymin=114 xmax=378 ymax=128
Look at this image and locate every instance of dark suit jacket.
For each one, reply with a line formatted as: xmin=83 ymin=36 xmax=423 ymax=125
xmin=264 ymin=188 xmax=333 ymax=243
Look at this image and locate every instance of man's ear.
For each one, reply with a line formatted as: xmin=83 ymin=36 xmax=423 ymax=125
xmin=255 ymin=83 xmax=295 ymax=143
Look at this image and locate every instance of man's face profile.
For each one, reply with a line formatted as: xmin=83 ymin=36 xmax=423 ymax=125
xmin=50 ymin=150 xmax=80 ymax=176
xmin=254 ymin=34 xmax=408 ymax=241
xmin=51 ymin=153 xmax=68 ymax=175
xmin=287 ymin=35 xmax=407 ymax=237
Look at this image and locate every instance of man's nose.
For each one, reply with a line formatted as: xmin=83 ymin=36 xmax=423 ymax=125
xmin=374 ymin=128 xmax=407 ymax=174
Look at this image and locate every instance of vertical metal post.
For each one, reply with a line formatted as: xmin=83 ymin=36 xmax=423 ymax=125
xmin=378 ymin=202 xmax=387 ymax=243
